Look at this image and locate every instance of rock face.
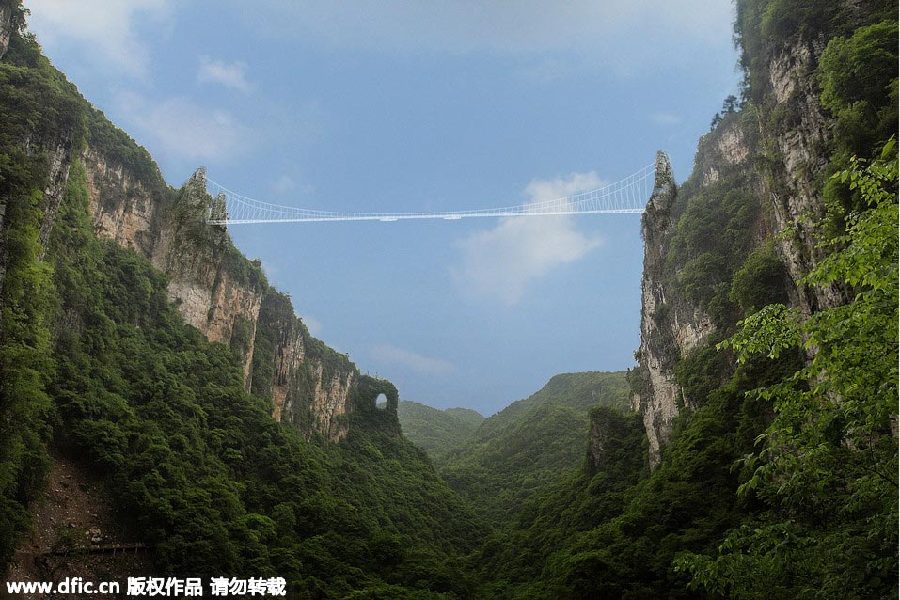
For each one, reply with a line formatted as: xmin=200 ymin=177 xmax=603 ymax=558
xmin=632 ymin=34 xmax=842 ymax=468
xmin=761 ymin=37 xmax=846 ymax=314
xmin=82 ymin=149 xmax=159 ymax=257
xmin=0 ymin=2 xmax=12 ymax=60
xmin=4 ymin=89 xmax=395 ymax=442
xmin=634 ymin=119 xmax=764 ymax=468
xmin=80 ymin=159 xmax=266 ymax=390
xmin=76 ymin=152 xmax=385 ymax=441
xmin=252 ymin=291 xmax=360 ymax=442
xmin=632 ymin=151 xmax=719 ymax=467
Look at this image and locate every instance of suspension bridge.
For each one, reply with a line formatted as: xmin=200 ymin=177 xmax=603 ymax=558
xmin=205 ymin=152 xmax=669 ymax=225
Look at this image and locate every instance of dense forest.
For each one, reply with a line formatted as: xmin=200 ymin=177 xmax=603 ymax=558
xmin=397 ymin=401 xmax=484 ymax=464
xmin=0 ymin=0 xmax=897 ymax=598
xmin=436 ymin=372 xmax=631 ymax=525
xmin=454 ymin=0 xmax=898 ymax=597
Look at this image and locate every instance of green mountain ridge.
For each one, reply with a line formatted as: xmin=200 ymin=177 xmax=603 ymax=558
xmin=438 ymin=371 xmax=631 ymax=523
xmin=398 ymin=401 xmax=484 ymax=463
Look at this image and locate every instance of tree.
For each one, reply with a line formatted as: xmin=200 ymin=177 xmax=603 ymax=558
xmin=676 ymin=139 xmax=899 ymax=600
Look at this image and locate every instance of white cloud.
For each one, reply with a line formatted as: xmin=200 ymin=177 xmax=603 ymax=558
xmin=370 ymin=344 xmax=455 ymax=376
xmin=25 ymin=0 xmax=170 ymax=76
xmin=452 ymin=172 xmax=604 ymax=305
xmin=116 ymin=93 xmax=248 ymax=163
xmin=198 ymin=56 xmax=251 ymax=92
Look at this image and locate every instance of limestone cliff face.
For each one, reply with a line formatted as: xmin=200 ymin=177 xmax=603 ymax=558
xmin=759 ymin=37 xmax=846 ymax=313
xmin=78 ymin=153 xmax=383 ymax=441
xmin=633 ymin=151 xmax=720 ymax=467
xmin=0 ymin=2 xmax=12 ymax=60
xmin=0 ymin=37 xmax=398 ymax=442
xmin=80 ymin=157 xmax=265 ymax=387
xmin=82 ymin=149 xmax=159 ymax=257
xmin=632 ymin=34 xmax=843 ymax=467
xmin=35 ymin=139 xmax=76 ymax=254
xmin=633 ymin=120 xmax=763 ymax=468
xmin=252 ymin=291 xmax=361 ymax=442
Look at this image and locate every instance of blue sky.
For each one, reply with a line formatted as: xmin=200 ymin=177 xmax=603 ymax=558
xmin=26 ymin=1 xmax=740 ymax=415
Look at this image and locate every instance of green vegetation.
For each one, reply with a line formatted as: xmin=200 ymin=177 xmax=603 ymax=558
xmin=42 ymin=160 xmax=480 ymax=595
xmin=0 ymin=138 xmax=55 ymax=567
xmin=439 ymin=372 xmax=631 ymax=523
xmin=678 ymin=142 xmax=898 ymax=599
xmin=456 ymin=1 xmax=898 ymax=597
xmin=0 ymin=0 xmax=895 ymax=597
xmin=0 ymin=10 xmax=480 ymax=596
xmin=397 ymin=401 xmax=483 ymax=463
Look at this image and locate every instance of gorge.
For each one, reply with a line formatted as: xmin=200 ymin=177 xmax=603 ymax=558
xmin=0 ymin=0 xmax=897 ymax=598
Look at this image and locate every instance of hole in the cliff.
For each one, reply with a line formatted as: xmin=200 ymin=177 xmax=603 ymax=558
xmin=375 ymin=393 xmax=388 ymax=410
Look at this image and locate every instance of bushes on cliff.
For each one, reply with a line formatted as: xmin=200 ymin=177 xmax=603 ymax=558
xmin=666 ymin=183 xmax=757 ymax=326
xmin=678 ymin=141 xmax=899 ymax=600
xmin=819 ymin=21 xmax=899 ymax=151
xmin=729 ymin=241 xmax=790 ymax=314
xmin=819 ymin=20 xmax=899 ymax=226
xmin=0 ymin=152 xmax=55 ymax=566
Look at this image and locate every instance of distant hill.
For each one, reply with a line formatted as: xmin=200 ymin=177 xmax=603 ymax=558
xmin=398 ymin=401 xmax=484 ymax=462
xmin=438 ymin=371 xmax=631 ymax=521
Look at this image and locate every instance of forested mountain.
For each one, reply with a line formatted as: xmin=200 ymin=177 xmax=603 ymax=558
xmin=470 ymin=0 xmax=899 ymax=597
xmin=0 ymin=0 xmax=896 ymax=598
xmin=0 ymin=3 xmax=481 ymax=596
xmin=397 ymin=401 xmax=483 ymax=463
xmin=439 ymin=372 xmax=631 ymax=522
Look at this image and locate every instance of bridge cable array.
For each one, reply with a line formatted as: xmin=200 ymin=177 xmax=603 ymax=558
xmin=205 ymin=162 xmax=655 ymax=225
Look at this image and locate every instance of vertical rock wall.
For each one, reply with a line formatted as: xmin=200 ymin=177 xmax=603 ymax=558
xmin=633 ymin=151 xmax=721 ymax=467
xmin=0 ymin=2 xmax=12 ymax=60
xmin=18 ymin=133 xmax=385 ymax=442
xmin=632 ymin=33 xmax=843 ymax=467
xmin=762 ymin=38 xmax=846 ymax=313
xmin=634 ymin=120 xmax=762 ymax=467
xmin=252 ymin=291 xmax=359 ymax=442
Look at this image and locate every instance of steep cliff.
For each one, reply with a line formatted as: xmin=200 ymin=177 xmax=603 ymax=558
xmin=632 ymin=151 xmax=693 ymax=467
xmin=630 ymin=0 xmax=896 ymax=474
xmin=0 ymin=0 xmax=13 ymax=60
xmin=0 ymin=8 xmax=485 ymax=593
xmin=633 ymin=118 xmax=778 ymax=466
xmin=495 ymin=2 xmax=897 ymax=596
xmin=250 ymin=290 xmax=360 ymax=441
xmin=0 ymin=7 xmax=382 ymax=442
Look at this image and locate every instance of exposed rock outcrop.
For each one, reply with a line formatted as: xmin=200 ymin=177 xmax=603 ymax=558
xmin=0 ymin=2 xmax=12 ymax=60
xmin=761 ymin=37 xmax=846 ymax=314
xmin=633 ymin=118 xmax=764 ymax=468
xmin=5 ymin=99 xmax=395 ymax=444
xmin=632 ymin=34 xmax=845 ymax=468
xmin=82 ymin=149 xmax=159 ymax=257
xmin=251 ymin=290 xmax=362 ymax=442
xmin=633 ymin=151 xmax=720 ymax=467
xmin=80 ymin=160 xmax=265 ymax=388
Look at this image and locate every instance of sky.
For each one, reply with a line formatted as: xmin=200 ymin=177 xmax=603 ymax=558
xmin=25 ymin=0 xmax=740 ymax=416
